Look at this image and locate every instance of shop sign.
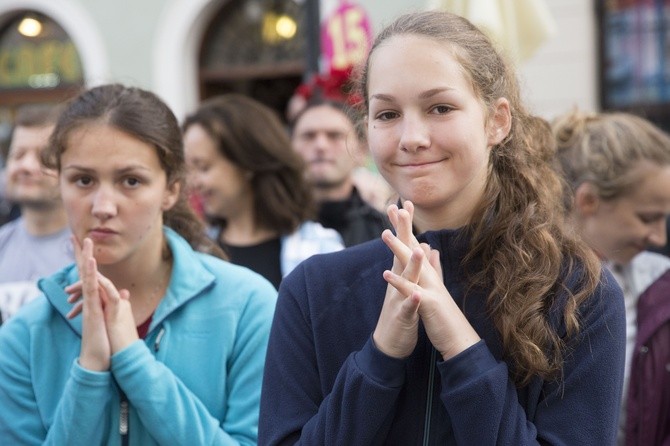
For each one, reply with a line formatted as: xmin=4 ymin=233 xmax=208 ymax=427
xmin=321 ymin=1 xmax=373 ymax=71
xmin=0 ymin=40 xmax=82 ymax=89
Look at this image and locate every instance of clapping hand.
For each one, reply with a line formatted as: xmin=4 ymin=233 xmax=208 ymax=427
xmin=373 ymin=201 xmax=481 ymax=361
xmin=66 ymin=237 xmax=139 ymax=371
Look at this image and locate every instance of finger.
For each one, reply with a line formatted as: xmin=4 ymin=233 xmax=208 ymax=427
xmin=382 ymin=248 xmax=425 ymax=296
xmin=81 ymin=239 xmax=100 ymax=304
xmin=428 ymin=247 xmax=442 ymax=276
xmin=395 ymin=204 xmax=414 ymax=246
xmin=403 ymin=247 xmax=425 ymax=283
xmin=382 ymin=229 xmax=414 ymax=266
xmin=400 ymin=290 xmax=421 ymax=317
xmin=386 ymin=204 xmax=400 ymax=230
xmin=71 ymin=235 xmax=85 ymax=272
xmin=64 ymin=280 xmax=82 ymax=294
xmin=67 ymin=301 xmax=83 ymax=319
xmin=97 ymin=274 xmax=122 ymax=305
xmin=119 ymin=289 xmax=130 ymax=301
xmin=67 ymin=290 xmax=82 ymax=304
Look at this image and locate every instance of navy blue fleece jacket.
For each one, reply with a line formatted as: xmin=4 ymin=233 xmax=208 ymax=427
xmin=259 ymin=228 xmax=626 ymax=445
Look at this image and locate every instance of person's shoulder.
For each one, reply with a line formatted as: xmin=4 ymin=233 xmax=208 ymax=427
xmin=286 ymin=238 xmax=390 ymax=286
xmin=283 ymin=220 xmax=345 ymax=255
xmin=295 ymin=220 xmax=343 ymax=241
xmin=196 ymin=250 xmax=276 ymax=294
xmin=551 ymin=258 xmax=624 ymax=330
xmin=632 ymin=251 xmax=670 ymax=287
xmin=0 ymin=292 xmax=53 ymax=335
xmin=0 ymin=218 xmax=22 ymax=247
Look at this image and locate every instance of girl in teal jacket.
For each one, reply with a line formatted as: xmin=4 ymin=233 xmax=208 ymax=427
xmin=0 ymin=84 xmax=277 ymax=445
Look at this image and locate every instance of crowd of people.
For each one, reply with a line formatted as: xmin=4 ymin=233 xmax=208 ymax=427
xmin=0 ymin=9 xmax=668 ymax=446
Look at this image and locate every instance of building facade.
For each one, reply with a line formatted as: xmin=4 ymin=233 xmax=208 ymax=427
xmin=0 ymin=0 xmax=600 ymax=126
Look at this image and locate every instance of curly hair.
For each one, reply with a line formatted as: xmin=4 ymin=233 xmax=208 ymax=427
xmin=356 ymin=11 xmax=601 ymax=386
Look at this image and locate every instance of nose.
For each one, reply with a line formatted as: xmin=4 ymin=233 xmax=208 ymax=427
xmin=308 ymin=133 xmax=330 ymax=157
xmin=91 ymin=186 xmax=117 ymax=221
xmin=16 ymin=150 xmax=43 ymax=173
xmin=647 ymin=218 xmax=668 ymax=249
xmin=399 ymin=113 xmax=430 ymax=152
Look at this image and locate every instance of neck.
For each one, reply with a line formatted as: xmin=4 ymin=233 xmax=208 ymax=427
xmin=222 ymin=212 xmax=277 ymax=246
xmin=21 ymin=205 xmax=69 ymax=236
xmin=314 ymin=180 xmax=354 ymax=203
xmin=411 ymin=205 xmax=472 ymax=233
xmin=98 ymin=238 xmax=172 ymax=324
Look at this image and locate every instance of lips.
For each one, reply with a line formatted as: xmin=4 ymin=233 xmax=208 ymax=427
xmin=89 ymin=227 xmax=118 ymax=241
xmin=309 ymin=159 xmax=335 ymax=165
xmin=397 ymin=159 xmax=445 ymax=168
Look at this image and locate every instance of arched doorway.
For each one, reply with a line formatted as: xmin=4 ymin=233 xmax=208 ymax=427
xmin=0 ymin=10 xmax=84 ymax=108
xmin=198 ymin=0 xmax=306 ymax=121
xmin=0 ymin=10 xmax=84 ymax=164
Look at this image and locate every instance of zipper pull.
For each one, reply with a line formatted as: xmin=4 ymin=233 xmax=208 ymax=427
xmin=119 ymin=394 xmax=129 ymax=436
xmin=154 ymin=327 xmax=165 ymax=352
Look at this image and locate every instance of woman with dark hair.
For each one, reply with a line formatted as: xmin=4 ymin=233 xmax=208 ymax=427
xmin=183 ymin=94 xmax=343 ymax=289
xmin=260 ymin=10 xmax=625 ymax=445
xmin=0 ymin=84 xmax=276 ymax=445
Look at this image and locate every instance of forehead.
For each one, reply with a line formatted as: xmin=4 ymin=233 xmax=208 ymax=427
xmin=183 ymin=124 xmax=221 ymax=158
xmin=10 ymin=125 xmax=55 ymax=151
xmin=61 ymin=123 xmax=162 ymax=170
xmin=294 ymin=105 xmax=354 ymax=133
xmin=368 ymin=34 xmax=474 ymax=95
xmin=624 ymin=163 xmax=670 ymax=204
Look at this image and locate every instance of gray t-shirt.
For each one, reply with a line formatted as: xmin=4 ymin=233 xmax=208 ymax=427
xmin=0 ymin=218 xmax=74 ymax=322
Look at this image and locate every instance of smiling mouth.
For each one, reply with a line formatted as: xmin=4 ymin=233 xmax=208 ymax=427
xmin=398 ymin=159 xmax=445 ymax=168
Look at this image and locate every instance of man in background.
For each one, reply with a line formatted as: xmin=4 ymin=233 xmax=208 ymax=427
xmin=0 ymin=104 xmax=73 ymax=324
xmin=291 ymin=99 xmax=390 ymax=247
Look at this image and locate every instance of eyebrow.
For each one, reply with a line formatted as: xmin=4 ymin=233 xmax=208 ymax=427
xmin=61 ymin=164 xmax=153 ymax=174
xmin=370 ymin=87 xmax=455 ymax=103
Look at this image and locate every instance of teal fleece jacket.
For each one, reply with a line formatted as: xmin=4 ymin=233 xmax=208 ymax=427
xmin=0 ymin=227 xmax=277 ymax=445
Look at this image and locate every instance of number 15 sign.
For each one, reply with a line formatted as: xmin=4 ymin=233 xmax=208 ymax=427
xmin=321 ymin=1 xmax=373 ymax=72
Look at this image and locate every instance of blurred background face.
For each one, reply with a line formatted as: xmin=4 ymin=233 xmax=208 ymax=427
xmin=578 ymin=163 xmax=670 ymax=265
xmin=291 ymin=105 xmax=362 ymax=191
xmin=183 ymin=123 xmax=252 ymax=219
xmin=5 ymin=125 xmax=60 ymax=208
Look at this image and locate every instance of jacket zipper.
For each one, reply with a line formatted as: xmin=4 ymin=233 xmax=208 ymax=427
xmin=119 ymin=390 xmax=129 ymax=446
xmin=422 ymin=347 xmax=437 ymax=446
xmin=117 ymin=326 xmax=163 ymax=445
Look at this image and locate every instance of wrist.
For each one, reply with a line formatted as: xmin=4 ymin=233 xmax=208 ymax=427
xmin=78 ymin=355 xmax=110 ymax=372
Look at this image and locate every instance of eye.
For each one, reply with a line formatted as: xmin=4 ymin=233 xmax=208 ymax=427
xmin=328 ymin=132 xmax=346 ymax=141
xmin=196 ymin=163 xmax=211 ymax=173
xmin=123 ymin=177 xmax=141 ymax=188
xmin=638 ymin=212 xmax=664 ymax=224
xmin=8 ymin=150 xmax=25 ymax=161
xmin=376 ymin=111 xmax=398 ymax=121
xmin=74 ymin=176 xmax=93 ymax=187
xmin=430 ymin=104 xmax=453 ymax=114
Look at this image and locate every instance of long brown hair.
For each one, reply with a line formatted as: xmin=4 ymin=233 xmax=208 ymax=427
xmin=183 ymin=94 xmax=315 ymax=235
xmin=43 ymin=83 xmax=225 ymax=259
xmin=357 ymin=11 xmax=601 ymax=386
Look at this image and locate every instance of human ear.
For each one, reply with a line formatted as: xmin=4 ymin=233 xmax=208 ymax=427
xmin=487 ymin=98 xmax=512 ymax=146
xmin=162 ymin=180 xmax=181 ymax=211
xmin=573 ymin=182 xmax=600 ymax=216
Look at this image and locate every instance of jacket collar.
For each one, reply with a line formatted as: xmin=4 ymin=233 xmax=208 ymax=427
xmin=38 ymin=227 xmax=216 ymax=337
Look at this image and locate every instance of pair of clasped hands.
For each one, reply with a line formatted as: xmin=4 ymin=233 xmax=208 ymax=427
xmin=374 ymin=201 xmax=480 ymax=361
xmin=64 ymin=237 xmax=139 ymax=371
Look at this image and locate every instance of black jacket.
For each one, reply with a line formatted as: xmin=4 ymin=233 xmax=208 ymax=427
xmin=317 ymin=187 xmax=390 ymax=247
